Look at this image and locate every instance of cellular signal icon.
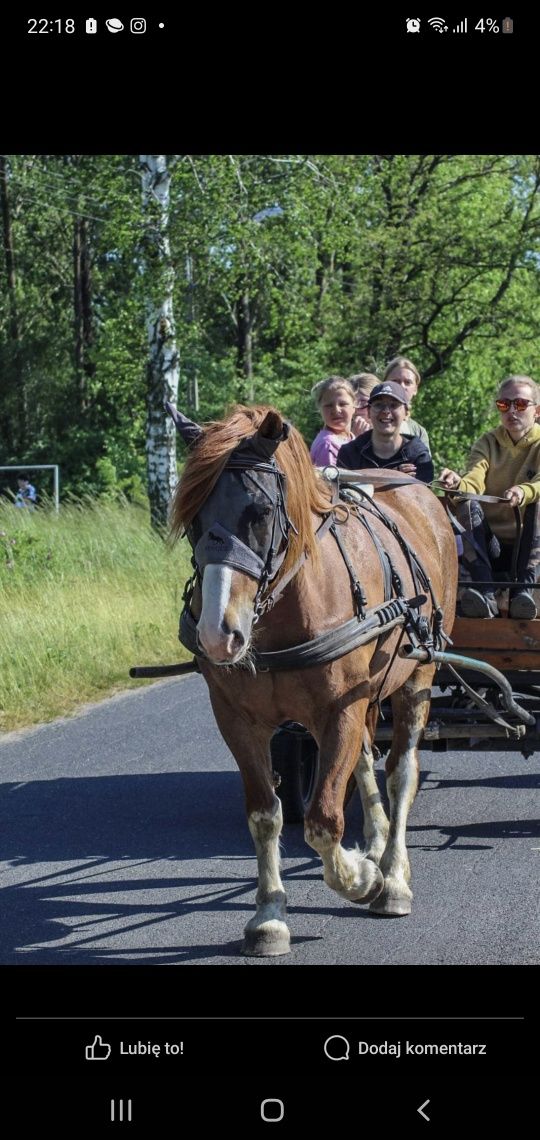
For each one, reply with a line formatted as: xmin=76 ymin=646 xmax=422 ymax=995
xmin=428 ymin=17 xmax=448 ymax=32
xmin=452 ymin=18 xmax=468 ymax=32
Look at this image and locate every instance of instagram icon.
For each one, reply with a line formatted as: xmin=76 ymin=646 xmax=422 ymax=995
xmin=130 ymin=18 xmax=146 ymax=32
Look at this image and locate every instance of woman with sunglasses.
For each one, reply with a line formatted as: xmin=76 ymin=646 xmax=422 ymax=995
xmin=439 ymin=375 xmax=540 ymax=619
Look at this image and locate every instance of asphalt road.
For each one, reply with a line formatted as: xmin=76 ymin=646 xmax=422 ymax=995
xmin=1 ymin=673 xmax=538 ymax=966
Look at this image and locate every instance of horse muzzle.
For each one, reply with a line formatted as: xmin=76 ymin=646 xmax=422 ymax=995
xmin=196 ymin=562 xmax=257 ymax=665
xmin=196 ymin=621 xmax=248 ymax=666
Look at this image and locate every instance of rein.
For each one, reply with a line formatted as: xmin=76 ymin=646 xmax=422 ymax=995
xmin=180 ymin=593 xmax=427 ymax=671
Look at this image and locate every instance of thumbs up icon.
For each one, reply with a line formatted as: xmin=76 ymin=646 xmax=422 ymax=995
xmin=85 ymin=1035 xmax=112 ymax=1060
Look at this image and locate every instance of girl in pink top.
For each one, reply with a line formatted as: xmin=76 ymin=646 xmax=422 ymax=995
xmin=310 ymin=376 xmax=356 ymax=466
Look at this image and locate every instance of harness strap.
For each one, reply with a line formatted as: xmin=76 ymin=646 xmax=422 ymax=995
xmin=353 ymin=510 xmax=400 ymax=600
xmin=180 ymin=595 xmax=427 ymax=671
xmin=255 ymin=510 xmax=335 ymax=617
xmin=354 ymin=491 xmax=443 ymax=637
xmin=180 ymin=474 xmax=451 ymax=672
xmin=329 ymin=522 xmax=368 ymax=618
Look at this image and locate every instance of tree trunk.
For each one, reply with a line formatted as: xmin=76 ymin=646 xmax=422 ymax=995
xmin=236 ymin=290 xmax=254 ymax=400
xmin=73 ymin=215 xmax=94 ymax=411
xmin=185 ymin=253 xmax=199 ymax=411
xmin=140 ymin=155 xmax=180 ymax=528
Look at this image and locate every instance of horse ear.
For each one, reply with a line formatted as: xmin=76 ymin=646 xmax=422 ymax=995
xmin=165 ymin=402 xmax=203 ymax=445
xmin=249 ymin=411 xmax=290 ymax=458
xmin=259 ymin=410 xmax=289 ymax=440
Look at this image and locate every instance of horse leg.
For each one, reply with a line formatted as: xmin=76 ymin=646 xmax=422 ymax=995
xmin=353 ymin=726 xmax=390 ymax=865
xmin=244 ymin=794 xmax=290 ymax=957
xmin=370 ymin=665 xmax=434 ymax=917
xmin=207 ymin=690 xmax=290 ymax=956
xmin=304 ymin=715 xmax=384 ymax=905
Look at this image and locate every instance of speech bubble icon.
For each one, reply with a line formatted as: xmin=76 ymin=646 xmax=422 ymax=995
xmin=323 ymin=1035 xmax=350 ymax=1061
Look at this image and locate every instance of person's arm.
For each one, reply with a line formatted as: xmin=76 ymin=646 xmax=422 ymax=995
xmin=457 ymin=438 xmax=491 ymax=494
xmin=438 ymin=468 xmax=460 ymax=489
xmin=500 ymin=437 xmax=540 ymax=506
xmin=440 ymin=439 xmax=490 ymax=494
xmin=403 ymin=441 xmax=433 ymax=483
xmin=503 ymin=486 xmax=526 ymax=508
xmin=415 ymin=453 xmax=434 ymax=484
xmin=503 ymin=477 xmax=540 ymax=507
xmin=398 ymin=439 xmax=432 ymax=481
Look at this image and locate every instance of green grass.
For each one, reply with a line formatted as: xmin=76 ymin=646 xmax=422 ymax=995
xmin=0 ymin=498 xmax=193 ymax=732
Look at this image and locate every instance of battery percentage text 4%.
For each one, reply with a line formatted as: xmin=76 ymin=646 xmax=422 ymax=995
xmin=475 ymin=18 xmax=500 ymax=32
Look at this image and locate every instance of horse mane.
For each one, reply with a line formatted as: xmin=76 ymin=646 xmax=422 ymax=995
xmin=170 ymin=404 xmax=334 ymax=577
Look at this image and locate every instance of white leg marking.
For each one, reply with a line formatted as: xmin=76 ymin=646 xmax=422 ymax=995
xmin=249 ymin=806 xmax=286 ymax=914
xmin=353 ymin=745 xmax=389 ymax=863
xmin=243 ymin=801 xmax=290 ymax=956
xmin=381 ymin=745 xmax=418 ymax=886
xmin=370 ymin=744 xmax=419 ymax=914
xmin=305 ymin=826 xmax=383 ymax=904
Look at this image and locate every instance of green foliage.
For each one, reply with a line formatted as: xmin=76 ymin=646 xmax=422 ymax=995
xmin=1 ymin=157 xmax=539 ymax=727
xmin=1 ymin=154 xmax=539 ymax=493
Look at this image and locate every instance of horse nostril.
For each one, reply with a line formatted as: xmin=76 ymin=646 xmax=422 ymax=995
xmin=222 ymin=620 xmax=245 ymax=650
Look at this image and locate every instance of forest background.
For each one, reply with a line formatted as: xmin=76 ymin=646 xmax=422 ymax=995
xmin=2 ymin=153 xmax=539 ymax=503
xmin=1 ymin=154 xmax=539 ymax=729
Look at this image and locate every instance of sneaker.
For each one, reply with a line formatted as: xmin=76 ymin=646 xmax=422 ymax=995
xmin=460 ymin=588 xmax=498 ymax=618
xmin=509 ymin=591 xmax=537 ymax=619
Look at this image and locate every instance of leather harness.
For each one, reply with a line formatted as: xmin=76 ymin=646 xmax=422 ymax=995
xmin=179 ymin=470 xmax=449 ymax=672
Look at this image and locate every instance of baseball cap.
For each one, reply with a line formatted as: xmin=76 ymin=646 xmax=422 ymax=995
xmin=368 ymin=381 xmax=409 ymax=406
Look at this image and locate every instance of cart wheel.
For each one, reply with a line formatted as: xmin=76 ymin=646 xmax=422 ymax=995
xmin=271 ymin=728 xmax=356 ymax=824
xmin=271 ymin=728 xmax=317 ymax=822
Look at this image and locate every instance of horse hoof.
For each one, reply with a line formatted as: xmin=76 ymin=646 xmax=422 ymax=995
xmin=242 ymin=920 xmax=291 ymax=957
xmin=369 ymin=893 xmax=412 ymax=917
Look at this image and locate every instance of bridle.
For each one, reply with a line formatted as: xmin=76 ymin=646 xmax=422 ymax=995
xmin=186 ymin=451 xmax=298 ymax=621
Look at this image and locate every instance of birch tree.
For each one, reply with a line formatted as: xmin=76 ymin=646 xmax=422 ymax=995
xmin=140 ymin=154 xmax=179 ymax=528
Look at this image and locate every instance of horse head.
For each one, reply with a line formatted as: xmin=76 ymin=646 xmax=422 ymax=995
xmin=185 ymin=411 xmax=292 ymax=666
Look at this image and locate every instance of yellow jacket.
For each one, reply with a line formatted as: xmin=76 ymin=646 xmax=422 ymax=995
xmin=458 ymin=423 xmax=540 ymax=542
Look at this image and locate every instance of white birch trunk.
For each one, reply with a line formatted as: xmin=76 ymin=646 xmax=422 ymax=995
xmin=140 ymin=154 xmax=179 ymax=528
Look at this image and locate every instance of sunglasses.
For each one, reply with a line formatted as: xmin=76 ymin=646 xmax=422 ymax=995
xmin=495 ymin=398 xmax=535 ymax=413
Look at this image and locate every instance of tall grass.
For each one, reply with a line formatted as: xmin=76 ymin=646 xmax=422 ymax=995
xmin=0 ymin=498 xmax=192 ymax=732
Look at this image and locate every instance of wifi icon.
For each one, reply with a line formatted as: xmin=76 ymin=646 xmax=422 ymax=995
xmin=428 ymin=17 xmax=448 ymax=32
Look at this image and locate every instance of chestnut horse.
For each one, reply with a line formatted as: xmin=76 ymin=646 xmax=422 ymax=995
xmin=170 ymin=404 xmax=457 ymax=956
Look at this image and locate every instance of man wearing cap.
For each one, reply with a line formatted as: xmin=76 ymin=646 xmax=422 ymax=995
xmin=336 ymin=381 xmax=434 ymax=483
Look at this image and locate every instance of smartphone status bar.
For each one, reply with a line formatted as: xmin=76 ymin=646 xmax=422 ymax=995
xmin=404 ymin=16 xmax=513 ymax=34
xmin=19 ymin=15 xmax=522 ymax=39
